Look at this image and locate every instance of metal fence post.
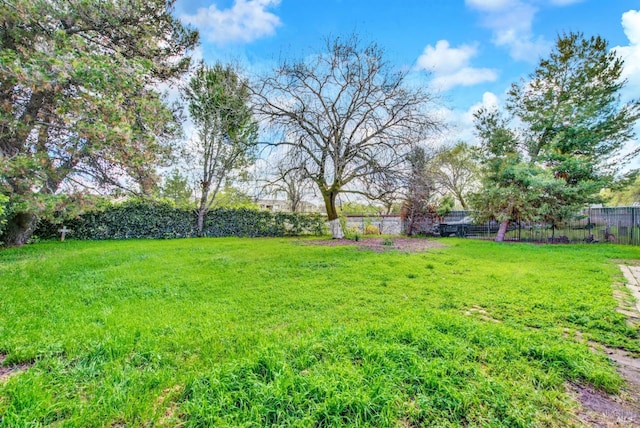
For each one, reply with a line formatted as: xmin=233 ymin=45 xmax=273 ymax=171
xmin=632 ymin=207 xmax=636 ymax=244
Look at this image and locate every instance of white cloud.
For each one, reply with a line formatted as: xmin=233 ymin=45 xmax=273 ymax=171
xmin=621 ymin=9 xmax=640 ymax=46
xmin=613 ymin=10 xmax=640 ymax=98
xmin=429 ymin=92 xmax=502 ymax=147
xmin=431 ymin=68 xmax=499 ymax=92
xmin=494 ymin=30 xmax=550 ymax=62
xmin=181 ymin=0 xmax=281 ymax=45
xmin=465 ymin=0 xmax=518 ymax=12
xmin=417 ymin=40 xmax=476 ymax=74
xmin=613 ymin=10 xmax=640 ymax=171
xmin=416 ymin=40 xmax=498 ymax=91
xmin=467 ymin=92 xmax=501 ymax=118
xmin=465 ymin=0 xmax=575 ymax=62
xmin=458 ymin=92 xmax=501 ymax=138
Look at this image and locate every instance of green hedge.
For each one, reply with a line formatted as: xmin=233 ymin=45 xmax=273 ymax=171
xmin=0 ymin=194 xmax=8 ymax=243
xmin=35 ymin=200 xmax=326 ymax=240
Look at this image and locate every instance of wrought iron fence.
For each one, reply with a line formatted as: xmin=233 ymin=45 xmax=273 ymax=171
xmin=440 ymin=207 xmax=640 ymax=245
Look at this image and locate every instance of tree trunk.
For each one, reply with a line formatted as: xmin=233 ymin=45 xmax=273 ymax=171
xmin=196 ymin=210 xmax=205 ymax=237
xmin=290 ymin=193 xmax=301 ymax=213
xmin=323 ymin=191 xmax=344 ymax=239
xmin=406 ymin=206 xmax=416 ymax=236
xmin=459 ymin=195 xmax=468 ymax=210
xmin=196 ymin=182 xmax=210 ymax=237
xmin=495 ymin=220 xmax=509 ymax=242
xmin=329 ymin=219 xmax=344 ymax=239
xmin=2 ymin=212 xmax=38 ymax=247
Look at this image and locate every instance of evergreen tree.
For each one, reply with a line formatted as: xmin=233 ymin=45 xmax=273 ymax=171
xmin=0 ymin=0 xmax=198 ymax=245
xmin=160 ymin=169 xmax=193 ymax=207
xmin=472 ymin=33 xmax=640 ymax=241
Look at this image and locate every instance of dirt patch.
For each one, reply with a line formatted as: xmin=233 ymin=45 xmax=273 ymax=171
xmin=303 ymin=237 xmax=445 ymax=253
xmin=155 ymin=384 xmax=183 ymax=427
xmin=570 ymin=348 xmax=640 ymax=428
xmin=611 ymin=280 xmax=640 ymax=329
xmin=569 ymin=382 xmax=640 ymax=427
xmin=569 ymin=343 xmax=640 ymax=426
xmin=0 ymin=353 xmax=31 ymax=382
xmin=568 ymin=264 xmax=640 ymax=426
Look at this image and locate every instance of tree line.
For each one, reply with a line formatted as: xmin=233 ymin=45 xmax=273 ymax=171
xmin=1 ymin=0 xmax=638 ymax=245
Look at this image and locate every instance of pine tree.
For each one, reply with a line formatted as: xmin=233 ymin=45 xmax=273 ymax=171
xmin=0 ymin=0 xmax=198 ymax=245
xmin=472 ymin=33 xmax=640 ymax=241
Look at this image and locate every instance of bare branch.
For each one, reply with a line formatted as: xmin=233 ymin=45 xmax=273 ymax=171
xmin=252 ymin=34 xmax=443 ymax=236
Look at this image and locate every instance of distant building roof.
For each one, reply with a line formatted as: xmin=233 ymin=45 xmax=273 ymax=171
xmin=256 ymin=199 xmax=322 ymax=213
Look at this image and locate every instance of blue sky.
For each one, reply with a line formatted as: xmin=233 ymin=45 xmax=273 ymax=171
xmin=173 ymin=0 xmax=640 ymax=152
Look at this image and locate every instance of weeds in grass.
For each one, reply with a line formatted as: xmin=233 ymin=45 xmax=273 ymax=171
xmin=0 ymin=238 xmax=638 ymax=425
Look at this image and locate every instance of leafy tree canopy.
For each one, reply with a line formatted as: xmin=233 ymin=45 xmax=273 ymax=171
xmin=160 ymin=169 xmax=194 ymax=208
xmin=213 ymin=185 xmax=257 ymax=209
xmin=603 ymin=174 xmax=640 ymax=206
xmin=429 ymin=142 xmax=479 ymax=209
xmin=182 ymin=62 xmax=259 ymax=236
xmin=471 ymin=33 xmax=640 ymax=241
xmin=0 ymin=0 xmax=198 ymax=245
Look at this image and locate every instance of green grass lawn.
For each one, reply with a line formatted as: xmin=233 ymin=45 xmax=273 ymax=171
xmin=1 ymin=237 xmax=639 ymax=427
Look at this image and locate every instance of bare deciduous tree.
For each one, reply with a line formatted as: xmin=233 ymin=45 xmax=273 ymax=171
xmin=262 ymin=160 xmax=315 ymax=213
xmin=253 ymin=35 xmax=442 ymax=238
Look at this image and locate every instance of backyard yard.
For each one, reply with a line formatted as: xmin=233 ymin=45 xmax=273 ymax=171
xmin=1 ymin=237 xmax=640 ymax=426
